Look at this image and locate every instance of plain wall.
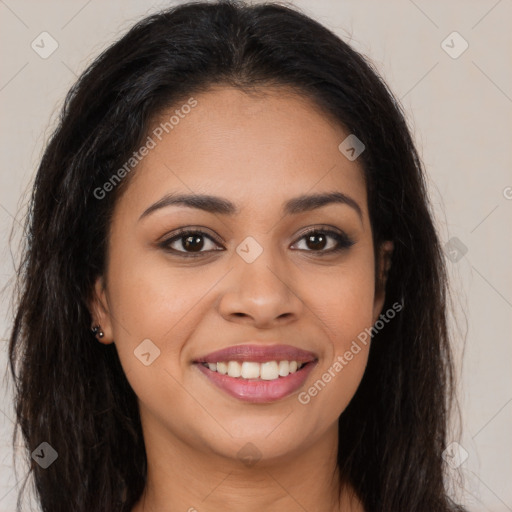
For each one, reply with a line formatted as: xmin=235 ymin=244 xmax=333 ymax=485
xmin=1 ymin=1 xmax=511 ymax=510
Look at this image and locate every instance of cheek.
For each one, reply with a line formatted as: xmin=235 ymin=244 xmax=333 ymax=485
xmin=319 ymin=251 xmax=376 ymax=352
xmin=306 ymin=250 xmax=375 ymax=409
xmin=107 ymin=244 xmax=201 ymax=339
xmin=103 ymin=244 xmax=196 ymax=384
xmin=104 ymin=257 xmax=196 ymax=414
xmin=300 ymin=285 xmax=372 ymax=423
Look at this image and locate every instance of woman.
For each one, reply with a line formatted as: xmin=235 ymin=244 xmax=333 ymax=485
xmin=8 ymin=1 xmax=467 ymax=510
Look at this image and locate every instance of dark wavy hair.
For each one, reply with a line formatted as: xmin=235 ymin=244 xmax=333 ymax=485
xmin=8 ymin=1 xmax=467 ymax=510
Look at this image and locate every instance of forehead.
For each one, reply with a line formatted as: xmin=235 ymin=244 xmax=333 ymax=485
xmin=117 ymin=86 xmax=368 ymax=222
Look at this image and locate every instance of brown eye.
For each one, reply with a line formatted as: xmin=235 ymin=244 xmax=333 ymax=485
xmin=305 ymin=232 xmax=328 ymax=250
xmin=292 ymin=229 xmax=355 ymax=254
xmin=181 ymin=233 xmax=206 ymax=252
xmin=159 ymin=229 xmax=223 ymax=256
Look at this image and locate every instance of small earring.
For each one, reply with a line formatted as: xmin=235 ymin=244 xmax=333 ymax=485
xmin=91 ymin=324 xmax=104 ymax=339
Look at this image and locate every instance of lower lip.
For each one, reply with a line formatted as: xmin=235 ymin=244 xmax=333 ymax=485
xmin=195 ymin=362 xmax=317 ymax=403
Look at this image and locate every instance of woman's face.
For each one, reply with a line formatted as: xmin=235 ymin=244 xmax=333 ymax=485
xmin=92 ymin=86 xmax=392 ymax=464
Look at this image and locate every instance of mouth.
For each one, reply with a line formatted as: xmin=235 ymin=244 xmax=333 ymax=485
xmin=193 ymin=344 xmax=318 ymax=403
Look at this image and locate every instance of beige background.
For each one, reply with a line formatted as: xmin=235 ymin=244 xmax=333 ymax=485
xmin=1 ymin=1 xmax=511 ymax=510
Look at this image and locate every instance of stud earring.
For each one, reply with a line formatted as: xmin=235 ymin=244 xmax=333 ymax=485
xmin=91 ymin=324 xmax=104 ymax=339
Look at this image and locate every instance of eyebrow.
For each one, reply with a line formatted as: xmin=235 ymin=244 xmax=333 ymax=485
xmin=138 ymin=191 xmax=363 ymax=222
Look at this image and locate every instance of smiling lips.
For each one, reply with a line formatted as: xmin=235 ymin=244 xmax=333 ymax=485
xmin=194 ymin=344 xmax=318 ymax=403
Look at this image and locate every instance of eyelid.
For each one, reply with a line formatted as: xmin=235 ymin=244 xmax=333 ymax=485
xmin=157 ymin=226 xmax=220 ymax=244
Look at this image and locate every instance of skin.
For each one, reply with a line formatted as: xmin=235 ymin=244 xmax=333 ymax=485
xmin=90 ymin=86 xmax=393 ymax=512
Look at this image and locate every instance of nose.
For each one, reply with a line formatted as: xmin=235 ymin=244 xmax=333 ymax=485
xmin=217 ymin=248 xmax=304 ymax=329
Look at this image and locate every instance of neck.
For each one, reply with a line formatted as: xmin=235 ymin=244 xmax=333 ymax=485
xmin=131 ymin=416 xmax=363 ymax=512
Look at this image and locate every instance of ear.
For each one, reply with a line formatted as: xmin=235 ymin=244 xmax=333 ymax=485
xmin=372 ymin=240 xmax=394 ymax=324
xmin=88 ymin=275 xmax=114 ymax=345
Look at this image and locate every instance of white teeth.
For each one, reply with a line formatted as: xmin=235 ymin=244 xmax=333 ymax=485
xmin=203 ymin=360 xmax=306 ymax=380
xmin=241 ymin=361 xmax=260 ymax=379
xmin=261 ymin=361 xmax=279 ymax=380
xmin=227 ymin=361 xmax=241 ymax=378
xmin=216 ymin=362 xmax=228 ymax=375
xmin=278 ymin=360 xmax=290 ymax=377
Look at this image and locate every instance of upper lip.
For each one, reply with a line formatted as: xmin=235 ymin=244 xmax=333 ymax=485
xmin=194 ymin=344 xmax=318 ymax=364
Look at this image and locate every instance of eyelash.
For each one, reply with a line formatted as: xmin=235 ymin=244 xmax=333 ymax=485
xmin=158 ymin=227 xmax=355 ymax=258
